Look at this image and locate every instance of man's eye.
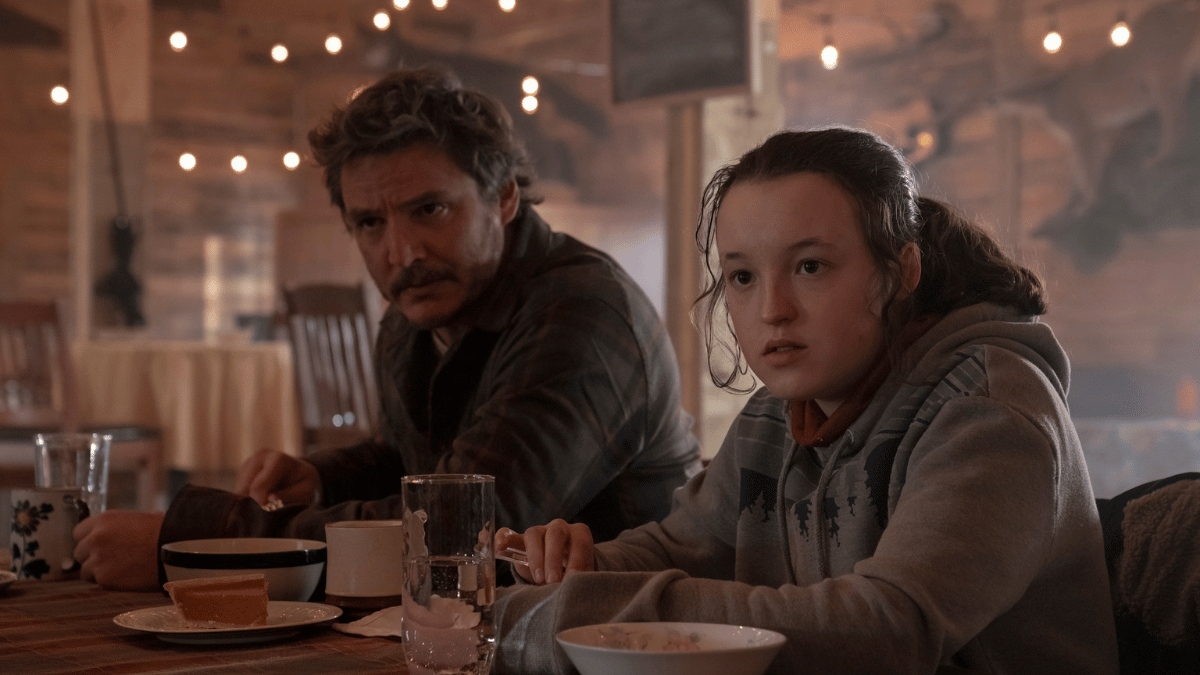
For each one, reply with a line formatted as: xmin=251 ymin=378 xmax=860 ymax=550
xmin=418 ymin=203 xmax=445 ymax=216
xmin=355 ymin=217 xmax=383 ymax=230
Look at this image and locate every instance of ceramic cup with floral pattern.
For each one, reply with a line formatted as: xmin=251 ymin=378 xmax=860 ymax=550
xmin=10 ymin=487 xmax=89 ymax=581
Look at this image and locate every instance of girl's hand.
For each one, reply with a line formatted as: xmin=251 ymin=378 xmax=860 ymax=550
xmin=495 ymin=519 xmax=594 ymax=585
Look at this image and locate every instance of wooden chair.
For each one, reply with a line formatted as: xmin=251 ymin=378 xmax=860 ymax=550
xmin=282 ymin=284 xmax=378 ymax=454
xmin=0 ymin=300 xmax=163 ymax=511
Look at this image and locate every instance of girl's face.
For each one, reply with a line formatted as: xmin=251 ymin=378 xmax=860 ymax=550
xmin=716 ymin=172 xmax=908 ymax=414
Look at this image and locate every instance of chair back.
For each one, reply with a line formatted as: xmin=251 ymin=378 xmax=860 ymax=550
xmin=283 ymin=283 xmax=378 ymax=453
xmin=1098 ymin=473 xmax=1200 ymax=674
xmin=0 ymin=300 xmax=79 ymax=431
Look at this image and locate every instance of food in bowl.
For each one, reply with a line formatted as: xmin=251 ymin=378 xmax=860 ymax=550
xmin=556 ymin=622 xmax=787 ymax=675
xmin=160 ymin=538 xmax=326 ymax=602
xmin=163 ymin=573 xmax=269 ymax=626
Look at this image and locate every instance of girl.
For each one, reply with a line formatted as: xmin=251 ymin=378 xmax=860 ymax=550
xmin=492 ymin=128 xmax=1117 ymax=674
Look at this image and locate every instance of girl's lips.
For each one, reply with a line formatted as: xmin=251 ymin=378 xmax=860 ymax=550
xmin=761 ymin=343 xmax=805 ymax=366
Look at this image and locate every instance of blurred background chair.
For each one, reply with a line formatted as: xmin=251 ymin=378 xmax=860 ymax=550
xmin=0 ymin=299 xmax=163 ymax=511
xmin=1097 ymin=472 xmax=1200 ymax=675
xmin=282 ymin=283 xmax=378 ymax=454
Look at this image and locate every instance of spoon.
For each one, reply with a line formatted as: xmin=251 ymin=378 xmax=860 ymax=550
xmin=496 ymin=547 xmax=529 ymax=567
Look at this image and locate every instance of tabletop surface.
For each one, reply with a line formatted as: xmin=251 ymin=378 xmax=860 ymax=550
xmin=0 ymin=579 xmax=409 ymax=674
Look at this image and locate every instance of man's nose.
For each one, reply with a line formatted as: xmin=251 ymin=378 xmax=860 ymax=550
xmin=383 ymin=219 xmax=423 ymax=267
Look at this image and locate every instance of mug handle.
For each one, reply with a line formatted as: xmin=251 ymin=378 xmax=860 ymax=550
xmin=60 ymin=494 xmax=89 ymax=574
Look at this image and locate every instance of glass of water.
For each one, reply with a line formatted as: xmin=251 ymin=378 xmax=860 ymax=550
xmin=401 ymin=474 xmax=496 ymax=675
xmin=33 ymin=432 xmax=111 ymax=514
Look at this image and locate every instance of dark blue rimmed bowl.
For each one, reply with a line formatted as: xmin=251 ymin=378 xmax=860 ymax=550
xmin=161 ymin=538 xmax=327 ymax=602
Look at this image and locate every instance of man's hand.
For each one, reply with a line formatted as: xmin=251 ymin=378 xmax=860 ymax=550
xmin=73 ymin=510 xmax=164 ymax=591
xmin=495 ymin=519 xmax=594 ymax=585
xmin=234 ymin=448 xmax=321 ymax=508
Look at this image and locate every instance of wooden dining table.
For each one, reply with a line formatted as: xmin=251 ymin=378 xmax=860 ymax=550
xmin=0 ymin=579 xmax=409 ymax=674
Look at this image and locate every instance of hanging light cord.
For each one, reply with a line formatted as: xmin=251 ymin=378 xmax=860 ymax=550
xmin=89 ymin=0 xmax=128 ymax=220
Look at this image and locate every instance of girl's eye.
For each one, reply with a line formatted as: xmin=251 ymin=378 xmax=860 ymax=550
xmin=728 ymin=270 xmax=753 ymax=286
xmin=797 ymin=260 xmax=823 ymax=275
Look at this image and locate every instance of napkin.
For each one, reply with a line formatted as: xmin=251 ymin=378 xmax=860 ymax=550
xmin=333 ymin=605 xmax=405 ymax=637
xmin=333 ymin=596 xmax=482 ymax=637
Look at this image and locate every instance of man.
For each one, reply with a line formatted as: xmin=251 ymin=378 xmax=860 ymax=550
xmin=74 ymin=67 xmax=701 ymax=590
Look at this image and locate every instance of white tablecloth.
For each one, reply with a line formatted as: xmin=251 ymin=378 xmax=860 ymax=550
xmin=75 ymin=340 xmax=302 ymax=472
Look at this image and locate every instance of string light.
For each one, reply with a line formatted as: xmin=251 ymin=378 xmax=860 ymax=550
xmin=283 ymin=152 xmax=300 ymax=170
xmin=179 ymin=153 xmax=196 ymax=171
xmin=373 ymin=11 xmax=390 ymax=30
xmin=521 ymin=95 xmax=538 ymax=113
xmin=231 ymin=155 xmax=248 ymax=173
xmin=1110 ymin=12 xmax=1131 ymax=47
xmin=432 ymin=0 xmax=448 ymax=9
xmin=271 ymin=44 xmax=288 ymax=62
xmin=521 ymin=76 xmax=539 ymax=95
xmin=169 ymin=31 xmax=187 ymax=51
xmin=393 ymin=0 xmax=409 ymax=8
xmin=499 ymin=0 xmax=516 ymax=11
xmin=325 ymin=33 xmax=343 ymax=54
xmin=819 ymin=15 xmax=837 ymax=70
xmin=1043 ymin=6 xmax=1062 ymax=54
xmin=50 ymin=85 xmax=69 ymax=105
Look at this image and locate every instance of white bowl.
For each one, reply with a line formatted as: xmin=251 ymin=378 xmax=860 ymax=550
xmin=556 ymin=622 xmax=787 ymax=675
xmin=161 ymin=538 xmax=327 ymax=602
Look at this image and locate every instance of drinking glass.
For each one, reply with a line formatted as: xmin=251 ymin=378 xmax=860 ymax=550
xmin=34 ymin=433 xmax=111 ymax=514
xmin=401 ymin=474 xmax=496 ymax=675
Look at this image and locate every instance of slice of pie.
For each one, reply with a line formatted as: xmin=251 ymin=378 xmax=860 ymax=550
xmin=163 ymin=573 xmax=270 ymax=626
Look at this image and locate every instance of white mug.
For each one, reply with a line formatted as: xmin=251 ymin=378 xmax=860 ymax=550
xmin=10 ymin=487 xmax=89 ymax=581
xmin=324 ymin=520 xmax=405 ymax=611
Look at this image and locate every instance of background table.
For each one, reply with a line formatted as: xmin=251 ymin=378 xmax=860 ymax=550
xmin=0 ymin=579 xmax=408 ymax=674
xmin=75 ymin=340 xmax=302 ymax=473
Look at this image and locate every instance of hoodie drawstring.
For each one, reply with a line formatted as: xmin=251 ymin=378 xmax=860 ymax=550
xmin=779 ymin=436 xmax=849 ymax=584
xmin=812 ymin=441 xmax=846 ymax=581
xmin=776 ymin=443 xmax=799 ymax=585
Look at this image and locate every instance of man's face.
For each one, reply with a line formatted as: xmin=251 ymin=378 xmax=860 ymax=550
xmin=340 ymin=145 xmax=519 ymax=331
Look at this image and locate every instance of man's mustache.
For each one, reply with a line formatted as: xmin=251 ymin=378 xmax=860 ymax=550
xmin=390 ymin=265 xmax=457 ymax=296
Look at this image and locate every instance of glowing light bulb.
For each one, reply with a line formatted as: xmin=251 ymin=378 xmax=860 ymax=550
xmin=179 ymin=153 xmax=196 ymax=171
xmin=231 ymin=155 xmax=248 ymax=173
xmin=283 ymin=152 xmax=300 ymax=170
xmin=271 ymin=44 xmax=288 ymax=62
xmin=820 ymin=44 xmax=838 ymax=70
xmin=393 ymin=0 xmax=409 ymax=8
xmin=325 ymin=34 xmax=343 ymax=54
xmin=521 ymin=76 xmax=539 ymax=95
xmin=373 ymin=11 xmax=390 ymax=30
xmin=50 ymin=86 xmax=69 ymax=105
xmin=499 ymin=0 xmax=515 ymax=11
xmin=1043 ymin=30 xmax=1062 ymax=54
xmin=1111 ymin=21 xmax=1130 ymax=47
xmin=916 ymin=131 xmax=934 ymax=149
xmin=521 ymin=95 xmax=538 ymax=113
xmin=432 ymin=0 xmax=447 ymax=9
xmin=169 ymin=31 xmax=187 ymax=51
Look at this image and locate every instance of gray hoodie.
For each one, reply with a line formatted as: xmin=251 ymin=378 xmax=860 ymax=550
xmin=493 ymin=303 xmax=1118 ymax=675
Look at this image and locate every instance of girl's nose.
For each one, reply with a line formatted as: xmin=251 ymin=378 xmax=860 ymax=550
xmin=760 ymin=277 xmax=797 ymax=325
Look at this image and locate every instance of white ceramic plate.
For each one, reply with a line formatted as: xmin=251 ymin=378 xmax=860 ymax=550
xmin=0 ymin=570 xmax=16 ymax=592
xmin=113 ymin=601 xmax=342 ymax=645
